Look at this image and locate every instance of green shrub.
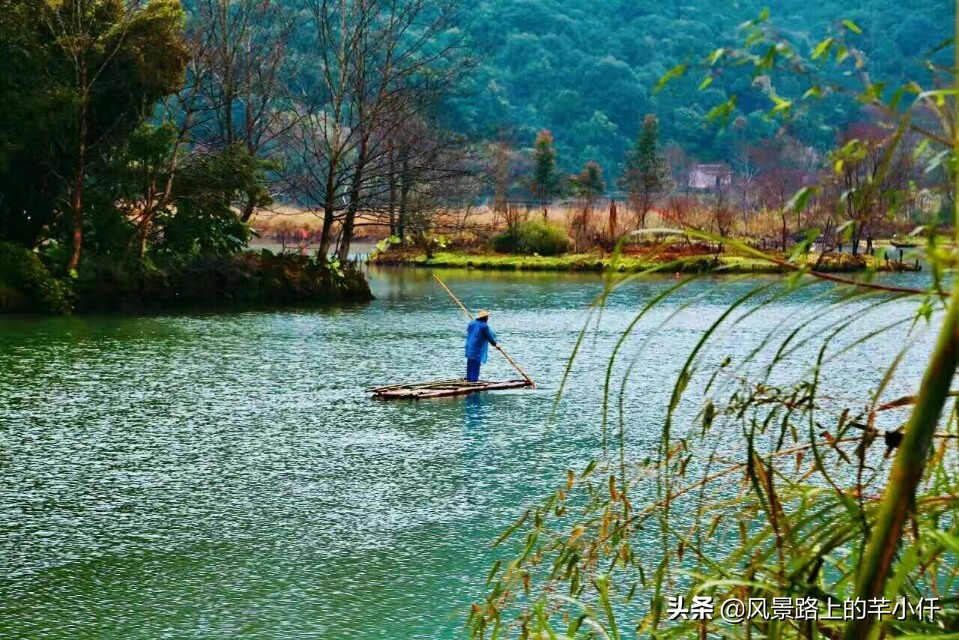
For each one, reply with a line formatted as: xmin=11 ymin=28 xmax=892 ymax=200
xmin=71 ymin=252 xmax=372 ymax=312
xmin=815 ymin=253 xmax=867 ymax=272
xmin=0 ymin=242 xmax=73 ymax=313
xmin=0 ymin=242 xmax=373 ymax=314
xmin=492 ymin=221 xmax=570 ymax=256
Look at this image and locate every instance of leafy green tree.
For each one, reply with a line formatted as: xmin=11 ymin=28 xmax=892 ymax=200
xmin=149 ymin=147 xmax=263 ymax=261
xmin=529 ymin=130 xmax=562 ymax=222
xmin=0 ymin=0 xmax=69 ymax=247
xmin=47 ymin=0 xmax=189 ymax=271
xmin=0 ymin=0 xmax=188 ymax=270
xmin=619 ymin=114 xmax=670 ymax=228
xmin=575 ymin=161 xmax=605 ymax=209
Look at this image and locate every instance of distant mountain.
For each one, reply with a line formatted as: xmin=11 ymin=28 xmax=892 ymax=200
xmin=442 ymin=0 xmax=949 ymax=175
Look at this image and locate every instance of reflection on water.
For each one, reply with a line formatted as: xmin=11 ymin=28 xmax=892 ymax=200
xmin=0 ymin=266 xmax=938 ymax=638
xmin=464 ymin=392 xmax=489 ymax=432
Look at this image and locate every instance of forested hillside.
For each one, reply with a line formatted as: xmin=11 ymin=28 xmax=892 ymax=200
xmin=444 ymin=0 xmax=950 ymax=174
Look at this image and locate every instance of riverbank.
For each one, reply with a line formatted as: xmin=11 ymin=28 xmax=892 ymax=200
xmin=0 ymin=244 xmax=373 ymax=315
xmin=370 ymin=247 xmax=922 ymax=274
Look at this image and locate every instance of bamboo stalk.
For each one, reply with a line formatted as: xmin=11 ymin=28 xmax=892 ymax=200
xmin=368 ymin=378 xmax=464 ymax=392
xmin=432 ymin=274 xmax=536 ymax=388
xmin=370 ymin=379 xmax=523 ymax=393
xmin=844 ymin=12 xmax=959 ymax=636
xmin=374 ymin=379 xmax=530 ymax=400
xmin=844 ymin=285 xmax=959 ymax=639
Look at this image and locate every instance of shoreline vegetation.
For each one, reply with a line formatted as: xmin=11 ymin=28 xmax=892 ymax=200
xmin=367 ymin=219 xmax=925 ymax=274
xmin=371 ymin=246 xmax=923 ymax=274
xmin=0 ymin=242 xmax=372 ymax=315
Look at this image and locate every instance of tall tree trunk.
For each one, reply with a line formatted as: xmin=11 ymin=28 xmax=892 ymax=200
xmin=397 ymin=150 xmax=410 ymax=239
xmin=68 ymin=165 xmax=84 ymax=272
xmin=319 ymin=161 xmax=338 ymax=257
xmin=241 ymin=195 xmax=257 ymax=223
xmin=387 ymin=145 xmax=397 ymax=237
xmin=67 ymin=70 xmax=88 ymax=273
xmin=608 ymin=200 xmax=617 ymax=240
xmin=638 ymin=190 xmax=650 ymax=229
xmin=741 ymin=187 xmax=749 ymax=231
xmin=336 ymin=136 xmax=369 ymax=263
xmin=319 ymin=201 xmax=336 ymax=258
xmin=219 ymin=0 xmax=234 ymax=148
xmin=137 ymin=180 xmax=156 ymax=260
xmin=388 ymin=180 xmax=397 ymax=237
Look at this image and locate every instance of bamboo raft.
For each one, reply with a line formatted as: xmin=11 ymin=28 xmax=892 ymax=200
xmin=370 ymin=378 xmax=532 ymax=400
xmin=371 ymin=275 xmax=536 ymax=401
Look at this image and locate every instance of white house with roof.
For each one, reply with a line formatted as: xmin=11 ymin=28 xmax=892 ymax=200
xmin=688 ymin=164 xmax=733 ymax=190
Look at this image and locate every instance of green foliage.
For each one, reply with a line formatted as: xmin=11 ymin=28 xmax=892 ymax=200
xmin=0 ymin=246 xmax=370 ymax=315
xmin=148 ymin=147 xmax=268 ymax=262
xmin=573 ymin=160 xmax=605 ymax=201
xmin=619 ymin=114 xmax=670 ymax=215
xmin=71 ymin=252 xmax=371 ymax=312
xmin=441 ymin=0 xmax=951 ymax=172
xmin=0 ymin=243 xmax=72 ymax=313
xmin=0 ymin=0 xmax=71 ymax=245
xmin=528 ymin=130 xmax=562 ymax=206
xmin=492 ymin=221 xmax=570 ymax=256
xmin=814 ymin=252 xmax=867 ymax=271
xmin=374 ymin=235 xmax=403 ymax=255
xmin=0 ymin=0 xmax=188 ymax=250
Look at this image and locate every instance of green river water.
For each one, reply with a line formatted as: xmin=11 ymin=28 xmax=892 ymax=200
xmin=0 ymin=267 xmax=937 ymax=638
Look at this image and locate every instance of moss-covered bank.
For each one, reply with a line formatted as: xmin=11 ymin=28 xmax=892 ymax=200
xmin=0 ymin=243 xmax=372 ymax=314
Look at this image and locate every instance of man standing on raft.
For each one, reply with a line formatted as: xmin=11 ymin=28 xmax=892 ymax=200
xmin=465 ymin=309 xmax=497 ymax=382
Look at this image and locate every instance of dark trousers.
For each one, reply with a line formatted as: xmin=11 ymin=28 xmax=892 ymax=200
xmin=466 ymin=358 xmax=482 ymax=382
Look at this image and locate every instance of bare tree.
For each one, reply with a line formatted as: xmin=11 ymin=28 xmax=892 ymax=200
xmin=711 ymin=180 xmax=735 ymax=262
xmin=732 ymin=143 xmax=760 ymax=232
xmin=288 ymin=0 xmax=470 ymax=261
xmin=488 ymin=140 xmax=515 ymax=227
xmin=752 ymin=139 xmax=810 ymax=251
xmin=190 ymin=0 xmax=298 ymax=221
xmin=829 ymin=123 xmax=914 ymax=255
xmin=382 ymin=119 xmax=475 ymax=239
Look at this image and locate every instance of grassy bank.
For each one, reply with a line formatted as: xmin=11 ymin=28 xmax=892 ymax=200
xmin=371 ymin=248 xmax=921 ymax=274
xmin=0 ymin=243 xmax=372 ymax=315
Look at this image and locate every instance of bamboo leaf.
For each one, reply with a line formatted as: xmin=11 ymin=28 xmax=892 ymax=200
xmin=706 ymin=48 xmax=726 ymax=64
xmin=842 ymin=19 xmax=862 ymax=34
xmin=655 ymin=64 xmax=687 ymax=92
xmin=787 ymin=186 xmax=817 ymax=213
xmin=812 ymin=38 xmax=833 ymax=59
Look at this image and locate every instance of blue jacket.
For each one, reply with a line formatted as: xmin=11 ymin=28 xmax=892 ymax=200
xmin=465 ymin=319 xmax=497 ymax=363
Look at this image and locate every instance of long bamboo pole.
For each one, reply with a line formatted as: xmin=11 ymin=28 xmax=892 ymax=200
xmin=432 ymin=274 xmax=536 ymax=388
